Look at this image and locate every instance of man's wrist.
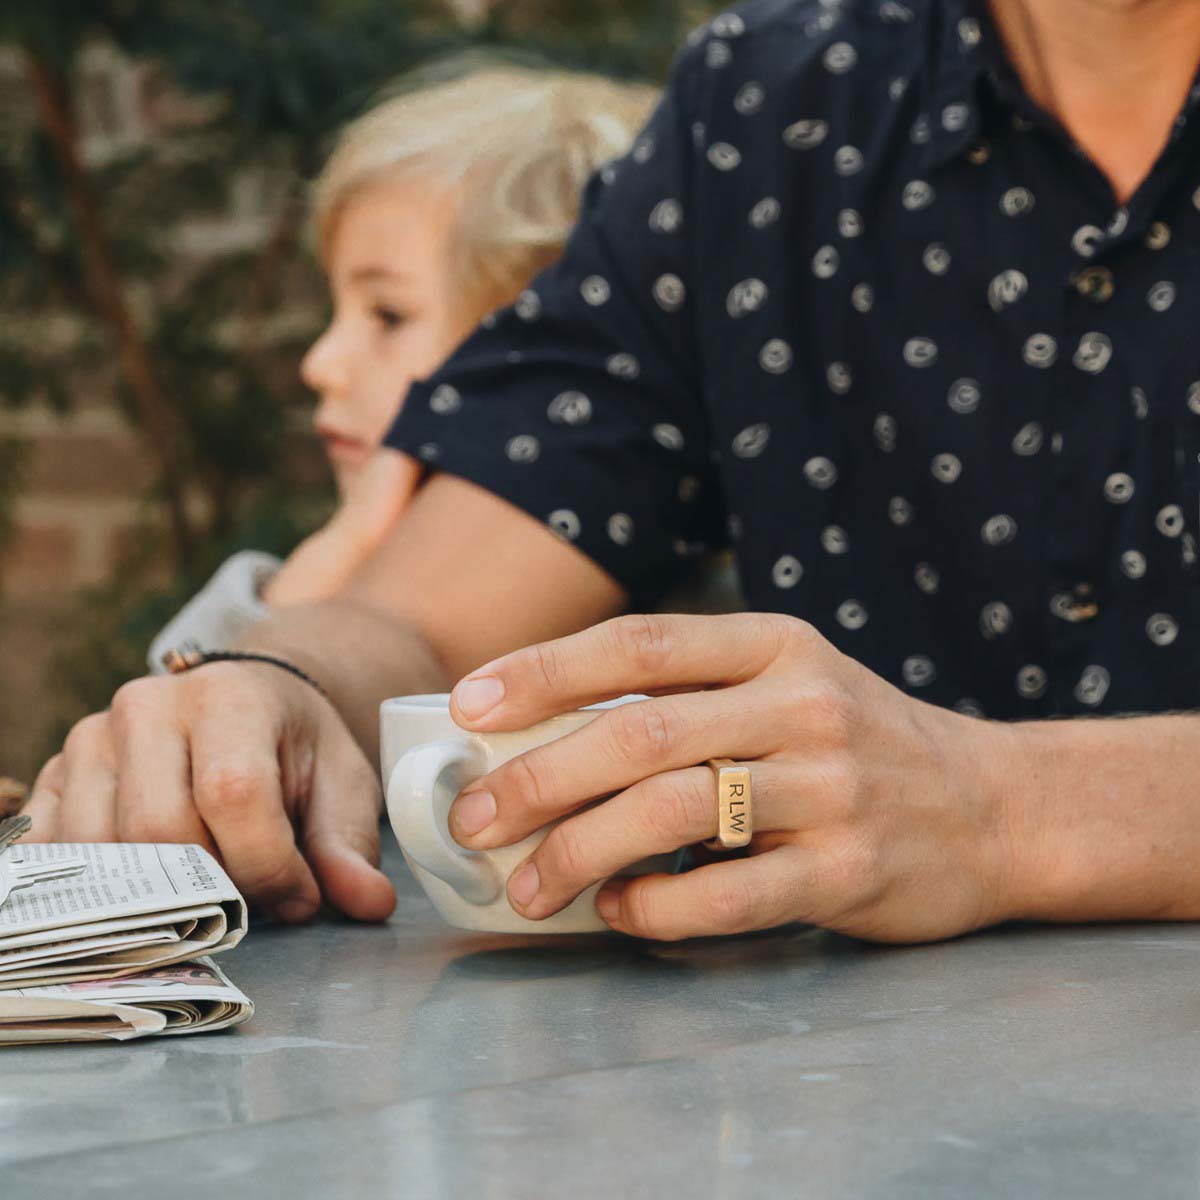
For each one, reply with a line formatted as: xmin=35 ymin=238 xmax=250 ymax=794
xmin=977 ymin=717 xmax=1067 ymax=924
xmin=230 ymin=598 xmax=451 ymax=760
xmin=162 ymin=647 xmax=331 ymax=704
xmin=949 ymin=713 xmax=1044 ymax=928
xmin=980 ymin=712 xmax=1200 ymax=925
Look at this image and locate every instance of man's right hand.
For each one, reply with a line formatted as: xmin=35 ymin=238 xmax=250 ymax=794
xmin=23 ymin=662 xmax=396 ymax=923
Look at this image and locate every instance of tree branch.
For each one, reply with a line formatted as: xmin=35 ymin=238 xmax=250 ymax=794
xmin=0 ymin=162 xmax=91 ymax=313
xmin=25 ymin=51 xmax=195 ymax=566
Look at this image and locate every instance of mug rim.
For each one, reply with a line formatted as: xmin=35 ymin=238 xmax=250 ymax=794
xmin=380 ymin=693 xmax=453 ymax=712
xmin=380 ymin=692 xmax=648 ymax=716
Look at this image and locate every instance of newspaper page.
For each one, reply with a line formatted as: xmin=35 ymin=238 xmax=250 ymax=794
xmin=0 ymin=844 xmax=247 ymax=988
xmin=0 ymin=957 xmax=253 ymax=1044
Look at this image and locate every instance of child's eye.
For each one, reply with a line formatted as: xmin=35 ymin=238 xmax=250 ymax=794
xmin=373 ymin=306 xmax=407 ymax=330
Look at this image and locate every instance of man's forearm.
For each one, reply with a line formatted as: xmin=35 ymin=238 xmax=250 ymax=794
xmin=235 ymin=598 xmax=449 ymax=762
xmin=999 ymin=714 xmax=1200 ymax=924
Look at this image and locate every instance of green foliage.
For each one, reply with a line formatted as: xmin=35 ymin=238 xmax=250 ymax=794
xmin=0 ymin=0 xmax=721 ymax=752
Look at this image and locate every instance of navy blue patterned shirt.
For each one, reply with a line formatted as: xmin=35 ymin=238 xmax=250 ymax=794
xmin=385 ymin=0 xmax=1200 ymax=720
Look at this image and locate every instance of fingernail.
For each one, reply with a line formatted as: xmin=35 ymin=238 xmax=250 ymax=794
xmin=451 ymin=789 xmax=496 ymax=838
xmin=595 ymin=883 xmax=622 ymax=924
xmin=508 ymin=861 xmax=540 ymax=908
xmin=454 ymin=675 xmax=505 ymax=720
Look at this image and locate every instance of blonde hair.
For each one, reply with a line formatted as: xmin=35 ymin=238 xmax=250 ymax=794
xmin=313 ymin=55 xmax=659 ymax=316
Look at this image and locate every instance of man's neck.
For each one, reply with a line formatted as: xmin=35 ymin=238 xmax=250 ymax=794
xmin=987 ymin=0 xmax=1200 ymax=203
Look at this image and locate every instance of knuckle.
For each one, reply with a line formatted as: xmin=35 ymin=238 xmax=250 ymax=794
xmin=607 ymin=701 xmax=678 ymax=762
xmin=63 ymin=712 xmax=109 ymax=758
xmin=708 ymin=877 xmax=756 ymax=932
xmin=527 ymin=641 xmax=568 ymax=696
xmin=34 ymin=753 xmax=63 ymax=790
xmin=542 ymin=821 xmax=590 ymax=883
xmin=789 ymin=684 xmax=858 ymax=752
xmin=310 ymin=822 xmax=378 ymax=865
xmin=194 ymin=760 xmax=276 ymax=822
xmin=109 ymin=677 xmax=162 ymax=723
xmin=749 ymin=612 xmax=799 ymax=655
xmin=647 ymin=772 xmax=710 ymax=843
xmin=121 ymin=809 xmax=182 ymax=844
xmin=620 ymin=880 xmax=664 ymax=939
xmin=776 ymin=615 xmax=822 ymax=658
xmin=818 ymin=750 xmax=864 ymax=816
xmin=504 ymin=752 xmax=554 ymax=815
xmin=609 ymin=613 xmax=674 ymax=675
xmin=778 ymin=675 xmax=813 ymax=713
xmin=241 ymin=850 xmax=301 ymax=899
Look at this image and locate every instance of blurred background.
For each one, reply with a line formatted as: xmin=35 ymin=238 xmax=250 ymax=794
xmin=0 ymin=0 xmax=722 ymax=785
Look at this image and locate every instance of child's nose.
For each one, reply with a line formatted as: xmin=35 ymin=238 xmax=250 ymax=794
xmin=300 ymin=327 xmax=350 ymax=396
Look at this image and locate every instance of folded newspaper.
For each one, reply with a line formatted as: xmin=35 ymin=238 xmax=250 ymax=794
xmin=0 ymin=956 xmax=253 ymax=1043
xmin=0 ymin=842 xmax=246 ymax=988
xmin=0 ymin=842 xmax=251 ymax=1044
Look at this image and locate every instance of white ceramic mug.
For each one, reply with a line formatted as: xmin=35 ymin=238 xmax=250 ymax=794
xmin=381 ymin=694 xmax=679 ymax=933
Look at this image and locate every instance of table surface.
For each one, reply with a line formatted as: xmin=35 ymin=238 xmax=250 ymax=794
xmin=3 ymin=839 xmax=1199 ymax=1199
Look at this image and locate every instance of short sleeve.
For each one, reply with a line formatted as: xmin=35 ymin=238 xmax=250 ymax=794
xmin=383 ymin=42 xmax=725 ymax=606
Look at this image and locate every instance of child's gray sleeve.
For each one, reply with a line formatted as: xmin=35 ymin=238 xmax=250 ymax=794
xmin=147 ymin=550 xmax=282 ymax=674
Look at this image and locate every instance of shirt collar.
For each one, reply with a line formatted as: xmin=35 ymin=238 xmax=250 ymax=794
xmin=918 ymin=0 xmax=1200 ymax=172
xmin=917 ymin=0 xmax=1002 ymax=171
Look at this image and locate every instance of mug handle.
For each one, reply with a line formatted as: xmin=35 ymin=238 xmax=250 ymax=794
xmin=385 ymin=738 xmax=503 ymax=905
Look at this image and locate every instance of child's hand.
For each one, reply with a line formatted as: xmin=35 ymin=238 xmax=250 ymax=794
xmin=264 ymin=449 xmax=421 ymax=607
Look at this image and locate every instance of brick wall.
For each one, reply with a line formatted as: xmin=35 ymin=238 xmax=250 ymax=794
xmin=0 ymin=42 xmax=319 ymax=782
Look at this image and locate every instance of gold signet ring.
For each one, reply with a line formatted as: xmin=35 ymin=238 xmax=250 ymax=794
xmin=702 ymin=758 xmax=753 ymax=851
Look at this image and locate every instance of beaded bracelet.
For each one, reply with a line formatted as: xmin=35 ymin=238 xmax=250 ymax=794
xmin=160 ymin=646 xmax=330 ymax=702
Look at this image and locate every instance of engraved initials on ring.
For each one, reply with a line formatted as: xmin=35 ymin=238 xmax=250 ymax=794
xmin=702 ymin=758 xmax=753 ymax=851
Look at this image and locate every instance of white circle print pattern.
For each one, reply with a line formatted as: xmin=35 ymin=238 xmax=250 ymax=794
xmin=772 ymin=555 xmax=803 ymax=588
xmin=428 ymin=384 xmax=462 ymax=415
xmin=547 ymin=391 xmax=592 ymax=425
xmin=653 ymin=274 xmax=686 ymax=311
xmin=505 ymin=435 xmax=540 ymax=463
xmin=384 ymin=3 xmax=1200 ymax=721
xmin=579 ymin=276 xmax=611 ymax=306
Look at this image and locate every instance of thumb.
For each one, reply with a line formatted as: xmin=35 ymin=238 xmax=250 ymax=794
xmin=303 ymin=740 xmax=396 ymax=922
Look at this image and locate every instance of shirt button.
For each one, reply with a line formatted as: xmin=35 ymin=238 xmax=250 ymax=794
xmin=1072 ymin=265 xmax=1114 ymax=303
xmin=1051 ymin=583 xmax=1100 ymax=623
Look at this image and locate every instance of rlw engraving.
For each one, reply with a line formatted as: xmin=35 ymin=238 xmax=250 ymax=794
xmin=717 ymin=769 xmax=752 ymax=848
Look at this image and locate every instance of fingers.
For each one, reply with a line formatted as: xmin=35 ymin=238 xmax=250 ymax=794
xmin=189 ymin=696 xmax=321 ymax=922
xmin=55 ymin=714 xmax=118 ymax=842
xmin=25 ymin=665 xmax=386 ymax=926
xmin=449 ymin=685 xmax=788 ymax=850
xmin=450 ymin=612 xmax=804 ymax=731
xmin=265 ymin=450 xmax=424 ymax=607
xmin=302 ymin=727 xmax=395 ymax=922
xmin=594 ymin=846 xmax=811 ymax=941
xmin=21 ymin=755 xmax=65 ymax=840
xmin=350 ymin=446 xmax=422 ymax=529
xmin=506 ymin=763 xmax=795 ymax=921
xmin=109 ymin=679 xmax=214 ymax=850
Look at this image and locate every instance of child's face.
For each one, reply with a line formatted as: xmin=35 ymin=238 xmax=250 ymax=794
xmin=301 ymin=178 xmax=476 ymax=494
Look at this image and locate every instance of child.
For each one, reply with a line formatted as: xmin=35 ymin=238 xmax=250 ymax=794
xmin=148 ymin=59 xmax=658 ymax=667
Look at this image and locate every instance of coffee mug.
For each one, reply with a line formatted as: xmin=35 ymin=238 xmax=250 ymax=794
xmin=381 ymin=694 xmax=680 ymax=933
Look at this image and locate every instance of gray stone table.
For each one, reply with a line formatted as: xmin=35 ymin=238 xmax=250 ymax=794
xmin=4 ymin=839 xmax=1200 ymax=1199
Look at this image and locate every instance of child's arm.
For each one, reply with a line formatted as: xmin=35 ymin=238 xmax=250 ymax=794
xmin=263 ymin=449 xmax=421 ymax=608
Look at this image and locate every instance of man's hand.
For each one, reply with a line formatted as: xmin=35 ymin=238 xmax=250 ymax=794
xmin=23 ymin=663 xmax=396 ymax=923
xmin=443 ymin=613 xmax=1023 ymax=944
